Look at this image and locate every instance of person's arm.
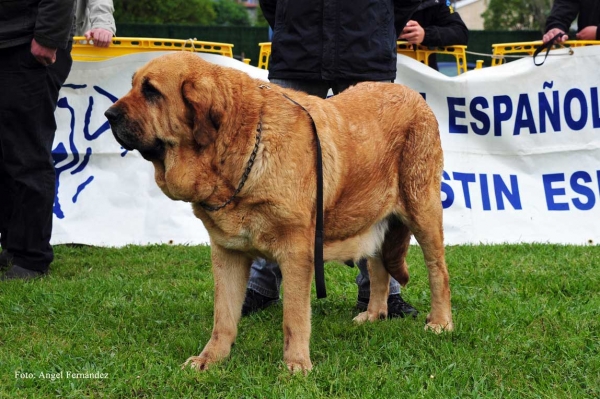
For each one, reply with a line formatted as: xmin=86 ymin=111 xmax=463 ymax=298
xmin=575 ymin=25 xmax=599 ymax=40
xmin=35 ymin=0 xmax=75 ymax=49
xmin=393 ymin=0 xmax=422 ymax=37
xmin=420 ymin=6 xmax=469 ymax=47
xmin=543 ymin=0 xmax=579 ymax=43
xmin=259 ymin=0 xmax=277 ymax=29
xmin=33 ymin=0 xmax=75 ymax=65
xmin=84 ymin=0 xmax=116 ymax=47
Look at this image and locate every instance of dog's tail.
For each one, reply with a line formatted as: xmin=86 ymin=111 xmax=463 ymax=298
xmin=381 ymin=214 xmax=411 ymax=287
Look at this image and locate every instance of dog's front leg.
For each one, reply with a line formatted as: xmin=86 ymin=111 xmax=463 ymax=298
xmin=280 ymin=251 xmax=313 ymax=373
xmin=183 ymin=244 xmax=250 ymax=371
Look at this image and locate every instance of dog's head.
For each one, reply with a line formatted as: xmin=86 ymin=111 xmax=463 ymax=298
xmin=105 ymin=52 xmax=233 ymax=202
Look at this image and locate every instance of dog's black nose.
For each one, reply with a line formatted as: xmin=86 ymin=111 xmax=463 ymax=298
xmin=104 ymin=106 xmax=122 ymax=124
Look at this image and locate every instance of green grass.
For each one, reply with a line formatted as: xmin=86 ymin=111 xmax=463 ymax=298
xmin=1 ymin=244 xmax=598 ymax=398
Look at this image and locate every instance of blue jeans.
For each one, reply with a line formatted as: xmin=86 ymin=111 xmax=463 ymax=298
xmin=246 ymin=77 xmax=401 ymax=299
xmin=247 ymin=258 xmax=401 ymax=299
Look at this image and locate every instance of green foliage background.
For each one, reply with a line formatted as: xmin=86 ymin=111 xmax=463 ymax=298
xmin=482 ymin=0 xmax=553 ymax=31
xmin=213 ymin=0 xmax=251 ymax=26
xmin=113 ymin=0 xmax=254 ymax=26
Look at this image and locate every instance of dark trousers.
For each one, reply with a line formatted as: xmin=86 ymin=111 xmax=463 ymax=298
xmin=269 ymin=78 xmax=394 ymax=99
xmin=0 ymin=43 xmax=72 ymax=272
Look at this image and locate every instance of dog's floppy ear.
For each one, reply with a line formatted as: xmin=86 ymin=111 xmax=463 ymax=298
xmin=181 ymin=76 xmax=226 ymax=148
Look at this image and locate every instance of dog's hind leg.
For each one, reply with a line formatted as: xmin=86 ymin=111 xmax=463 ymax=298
xmin=401 ymin=188 xmax=453 ymax=333
xmin=183 ymin=243 xmax=251 ymax=371
xmin=353 ymin=256 xmax=390 ymax=323
xmin=381 ymin=215 xmax=412 ymax=287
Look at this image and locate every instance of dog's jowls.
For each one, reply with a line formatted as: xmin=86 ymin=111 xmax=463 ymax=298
xmin=105 ymin=52 xmax=453 ymax=373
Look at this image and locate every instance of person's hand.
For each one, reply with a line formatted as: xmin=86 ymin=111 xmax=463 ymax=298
xmin=576 ymin=26 xmax=597 ymax=40
xmin=543 ymin=28 xmax=568 ymax=44
xmin=84 ymin=28 xmax=113 ymax=47
xmin=31 ymin=38 xmax=57 ymax=66
xmin=399 ymin=20 xmax=425 ymax=45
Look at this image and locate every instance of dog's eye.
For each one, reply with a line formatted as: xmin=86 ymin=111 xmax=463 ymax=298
xmin=142 ymin=78 xmax=162 ymax=102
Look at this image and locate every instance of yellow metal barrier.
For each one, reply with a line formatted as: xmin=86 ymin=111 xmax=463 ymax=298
xmin=397 ymin=41 xmax=468 ymax=75
xmin=71 ymin=36 xmax=235 ymax=62
xmin=257 ymin=42 xmax=271 ymax=70
xmin=258 ymin=41 xmax=467 ymax=75
xmin=491 ymin=40 xmax=600 ymax=66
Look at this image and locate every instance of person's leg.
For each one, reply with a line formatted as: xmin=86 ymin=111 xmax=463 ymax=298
xmin=331 ymin=80 xmax=359 ymax=95
xmin=332 ymin=79 xmax=394 ymax=95
xmin=269 ymin=78 xmax=330 ymax=99
xmin=247 ymin=258 xmax=282 ymax=298
xmin=241 ymin=258 xmax=282 ymax=315
xmin=0 ymin=121 xmax=11 ymax=257
xmin=0 ymin=44 xmax=72 ymax=278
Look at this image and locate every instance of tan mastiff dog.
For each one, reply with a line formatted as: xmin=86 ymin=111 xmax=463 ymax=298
xmin=105 ymin=52 xmax=453 ymax=373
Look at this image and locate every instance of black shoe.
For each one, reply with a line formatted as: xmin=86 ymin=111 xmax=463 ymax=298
xmin=0 ymin=250 xmax=13 ymax=270
xmin=241 ymin=289 xmax=280 ymax=316
xmin=1 ymin=264 xmax=45 ymax=280
xmin=356 ymin=293 xmax=419 ymax=319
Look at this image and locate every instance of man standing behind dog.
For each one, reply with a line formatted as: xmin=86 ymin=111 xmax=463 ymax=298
xmin=0 ymin=0 xmax=76 ymax=280
xmin=242 ymin=0 xmax=422 ymax=318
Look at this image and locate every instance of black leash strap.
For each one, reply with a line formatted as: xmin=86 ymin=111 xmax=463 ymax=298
xmin=281 ymin=92 xmax=326 ymax=299
xmin=533 ymin=32 xmax=566 ymax=66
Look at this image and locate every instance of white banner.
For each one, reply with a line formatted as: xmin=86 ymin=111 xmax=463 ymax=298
xmin=53 ymin=47 xmax=600 ymax=246
xmin=395 ymin=46 xmax=600 ymax=245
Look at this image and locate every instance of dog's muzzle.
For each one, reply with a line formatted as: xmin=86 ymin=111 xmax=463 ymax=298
xmin=105 ymin=105 xmax=166 ymax=161
xmin=105 ymin=105 xmax=134 ymax=151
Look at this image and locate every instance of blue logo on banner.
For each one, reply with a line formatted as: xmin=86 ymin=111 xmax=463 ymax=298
xmin=52 ymin=84 xmax=119 ymax=219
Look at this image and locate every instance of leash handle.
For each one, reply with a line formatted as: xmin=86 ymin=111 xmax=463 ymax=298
xmin=533 ymin=32 xmax=565 ymax=66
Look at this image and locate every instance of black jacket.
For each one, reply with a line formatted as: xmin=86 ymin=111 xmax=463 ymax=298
xmin=409 ymin=0 xmax=468 ymax=71
xmin=0 ymin=0 xmax=75 ymax=49
xmin=545 ymin=0 xmax=600 ymax=39
xmin=412 ymin=0 xmax=468 ymax=47
xmin=260 ymin=0 xmax=422 ymax=81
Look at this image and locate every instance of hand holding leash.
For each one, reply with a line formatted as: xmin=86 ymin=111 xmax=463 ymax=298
xmin=534 ymin=31 xmax=567 ymax=66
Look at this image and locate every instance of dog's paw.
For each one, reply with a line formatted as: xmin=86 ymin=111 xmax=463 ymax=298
xmin=353 ymin=310 xmax=387 ymax=324
xmin=181 ymin=355 xmax=216 ymax=371
xmin=286 ymin=358 xmax=313 ymax=374
xmin=424 ymin=314 xmax=454 ymax=333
